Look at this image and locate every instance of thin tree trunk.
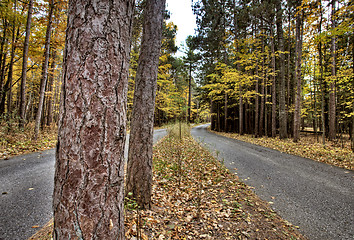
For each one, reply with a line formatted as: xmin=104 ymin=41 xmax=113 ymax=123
xmin=46 ymin=49 xmax=56 ymax=126
xmin=53 ymin=0 xmax=134 ymax=239
xmin=188 ymin=62 xmax=192 ymax=123
xmin=271 ymin=26 xmax=276 ymax=138
xmin=260 ymin=24 xmax=265 ymax=136
xmin=276 ymin=1 xmax=287 ymax=139
xmin=126 ymin=0 xmax=166 ymax=210
xmin=328 ymin=0 xmax=336 ymax=140
xmin=318 ymin=0 xmax=326 ymax=146
xmin=255 ymin=64 xmax=259 ymax=137
xmin=293 ymin=1 xmax=303 ymax=142
xmin=224 ymin=92 xmax=228 ymax=132
xmin=239 ymin=90 xmax=243 ymax=135
xmin=19 ymin=0 xmax=34 ymax=128
xmin=34 ymin=0 xmax=54 ymax=140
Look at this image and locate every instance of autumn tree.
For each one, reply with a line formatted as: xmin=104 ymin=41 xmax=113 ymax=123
xmin=126 ymin=0 xmax=166 ymax=209
xmin=53 ymin=0 xmax=134 ymax=238
xmin=19 ymin=0 xmax=34 ymax=128
xmin=34 ymin=0 xmax=54 ymax=139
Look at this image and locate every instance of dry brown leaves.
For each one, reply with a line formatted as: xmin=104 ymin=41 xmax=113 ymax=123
xmin=0 ymin=122 xmax=57 ymax=160
xmin=212 ymin=130 xmax=353 ymax=170
xmin=124 ymin=129 xmax=306 ymax=240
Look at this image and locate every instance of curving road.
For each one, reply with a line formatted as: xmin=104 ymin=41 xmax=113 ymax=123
xmin=0 ymin=129 xmax=167 ymax=240
xmin=191 ymin=124 xmax=354 ymax=240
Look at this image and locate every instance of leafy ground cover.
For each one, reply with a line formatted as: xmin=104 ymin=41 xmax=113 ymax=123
xmin=0 ymin=121 xmax=57 ymax=160
xmin=29 ymin=124 xmax=306 ymax=239
xmin=124 ymin=124 xmax=306 ymax=240
xmin=211 ymin=130 xmax=354 ymax=171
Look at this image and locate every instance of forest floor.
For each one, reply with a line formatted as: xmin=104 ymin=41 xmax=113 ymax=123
xmin=0 ymin=121 xmax=57 ymax=161
xmin=29 ymin=124 xmax=306 ymax=240
xmin=210 ymin=129 xmax=353 ymax=170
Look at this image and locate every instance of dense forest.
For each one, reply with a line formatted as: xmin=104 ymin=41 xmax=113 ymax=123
xmin=0 ymin=0 xmax=353 ymax=148
xmin=191 ymin=0 xmax=353 ymax=146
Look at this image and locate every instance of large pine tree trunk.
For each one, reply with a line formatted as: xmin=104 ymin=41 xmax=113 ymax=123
xmin=19 ymin=0 xmax=34 ymax=128
xmin=328 ymin=0 xmax=336 ymax=140
xmin=293 ymin=1 xmax=303 ymax=142
xmin=125 ymin=0 xmax=166 ymax=210
xmin=276 ymin=1 xmax=287 ymax=139
xmin=53 ymin=0 xmax=134 ymax=239
xmin=34 ymin=0 xmax=54 ymax=140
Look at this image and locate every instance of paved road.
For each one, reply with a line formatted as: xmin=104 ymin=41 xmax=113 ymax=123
xmin=191 ymin=124 xmax=354 ymax=240
xmin=0 ymin=129 xmax=167 ymax=240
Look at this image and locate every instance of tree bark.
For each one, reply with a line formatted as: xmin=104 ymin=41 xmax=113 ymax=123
xmin=19 ymin=0 xmax=34 ymax=128
xmin=53 ymin=0 xmax=134 ymax=239
xmin=276 ymin=1 xmax=287 ymax=139
xmin=328 ymin=0 xmax=336 ymax=140
xmin=34 ymin=0 xmax=54 ymax=140
xmin=293 ymin=0 xmax=303 ymax=142
xmin=125 ymin=0 xmax=166 ymax=210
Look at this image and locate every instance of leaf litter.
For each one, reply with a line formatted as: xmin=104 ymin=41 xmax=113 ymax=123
xmin=124 ymin=124 xmax=307 ymax=240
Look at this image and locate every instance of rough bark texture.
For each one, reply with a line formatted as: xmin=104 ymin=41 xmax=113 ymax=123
xmin=293 ymin=1 xmax=303 ymax=142
xmin=276 ymin=1 xmax=287 ymax=139
xmin=329 ymin=0 xmax=336 ymax=141
xmin=53 ymin=0 xmax=134 ymax=239
xmin=125 ymin=0 xmax=166 ymax=209
xmin=34 ymin=0 xmax=54 ymax=140
xmin=19 ymin=0 xmax=34 ymax=128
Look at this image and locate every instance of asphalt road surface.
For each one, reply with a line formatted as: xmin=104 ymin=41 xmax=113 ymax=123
xmin=191 ymin=124 xmax=354 ymax=240
xmin=0 ymin=129 xmax=167 ymax=240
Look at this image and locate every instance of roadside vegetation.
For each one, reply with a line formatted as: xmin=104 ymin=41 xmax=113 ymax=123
xmin=211 ymin=129 xmax=354 ymax=170
xmin=29 ymin=123 xmax=306 ymax=239
xmin=0 ymin=120 xmax=57 ymax=160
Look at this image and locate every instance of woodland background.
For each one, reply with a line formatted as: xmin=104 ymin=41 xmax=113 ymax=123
xmin=0 ymin=0 xmax=353 ymax=151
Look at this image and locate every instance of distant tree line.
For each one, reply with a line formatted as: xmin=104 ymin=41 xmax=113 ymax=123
xmin=192 ymin=0 xmax=353 ymax=147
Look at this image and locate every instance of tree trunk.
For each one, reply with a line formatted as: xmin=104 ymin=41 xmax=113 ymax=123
xmin=224 ymin=92 xmax=228 ymax=132
xmin=239 ymin=90 xmax=243 ymax=135
xmin=46 ymin=49 xmax=56 ymax=126
xmin=318 ymin=0 xmax=326 ymax=145
xmin=53 ymin=1 xmax=134 ymax=239
xmin=328 ymin=0 xmax=336 ymax=140
xmin=19 ymin=0 xmax=34 ymax=128
xmin=276 ymin=1 xmax=287 ymax=139
xmin=293 ymin=1 xmax=303 ymax=142
xmin=126 ymin=0 xmax=166 ymax=210
xmin=260 ymin=23 xmax=265 ymax=136
xmin=34 ymin=0 xmax=54 ymax=140
xmin=255 ymin=65 xmax=259 ymax=137
xmin=188 ymin=62 xmax=192 ymax=123
xmin=271 ymin=26 xmax=276 ymax=138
